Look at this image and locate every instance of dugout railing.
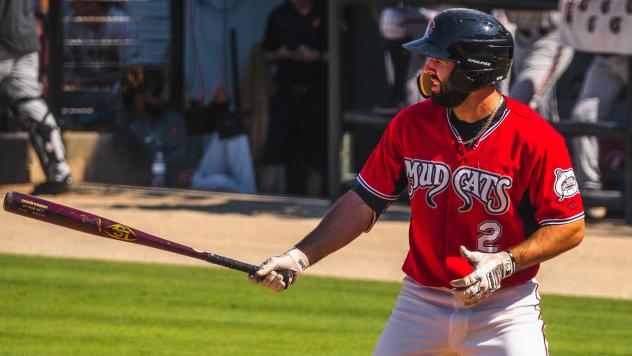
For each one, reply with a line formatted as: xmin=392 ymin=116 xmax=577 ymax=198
xmin=326 ymin=0 xmax=632 ymax=223
xmin=47 ymin=0 xmax=183 ymax=130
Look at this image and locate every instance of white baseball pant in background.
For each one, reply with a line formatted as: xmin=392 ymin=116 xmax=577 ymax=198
xmin=0 ymin=52 xmax=71 ymax=183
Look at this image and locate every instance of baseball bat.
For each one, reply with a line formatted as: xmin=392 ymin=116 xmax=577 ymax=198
xmin=3 ymin=191 xmax=292 ymax=285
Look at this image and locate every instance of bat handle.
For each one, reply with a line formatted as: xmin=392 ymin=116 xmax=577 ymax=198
xmin=205 ymin=253 xmax=293 ymax=289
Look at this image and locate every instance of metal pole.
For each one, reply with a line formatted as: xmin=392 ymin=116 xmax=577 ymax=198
xmin=229 ymin=29 xmax=241 ymax=112
xmin=47 ymin=0 xmax=64 ymax=121
xmin=625 ymin=56 xmax=632 ymax=223
xmin=327 ymin=0 xmax=342 ymax=202
xmin=170 ymin=0 xmax=184 ymax=109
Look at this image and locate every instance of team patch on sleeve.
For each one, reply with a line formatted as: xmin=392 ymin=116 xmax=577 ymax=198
xmin=553 ymin=168 xmax=579 ymax=202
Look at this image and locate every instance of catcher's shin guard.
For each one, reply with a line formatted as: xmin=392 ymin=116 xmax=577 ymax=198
xmin=14 ymin=96 xmax=70 ymax=182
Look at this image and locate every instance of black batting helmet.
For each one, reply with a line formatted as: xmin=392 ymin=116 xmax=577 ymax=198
xmin=403 ymin=8 xmax=514 ymax=93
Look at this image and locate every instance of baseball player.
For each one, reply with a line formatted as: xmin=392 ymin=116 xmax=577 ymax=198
xmin=0 ymin=0 xmax=71 ymax=195
xmin=251 ymin=8 xmax=585 ymax=355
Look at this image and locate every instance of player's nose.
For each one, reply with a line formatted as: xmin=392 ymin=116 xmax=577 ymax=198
xmin=423 ymin=57 xmax=440 ymax=72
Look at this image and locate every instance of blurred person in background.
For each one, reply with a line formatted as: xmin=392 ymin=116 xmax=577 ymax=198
xmin=121 ymin=65 xmax=255 ymax=193
xmin=568 ymin=53 xmax=627 ymax=218
xmin=186 ymin=88 xmax=257 ymax=195
xmin=121 ymin=65 xmax=187 ymax=186
xmin=0 ymin=0 xmax=72 ymax=195
xmin=557 ymin=0 xmax=632 ymax=218
xmin=495 ymin=8 xmax=573 ymax=123
xmin=375 ymin=3 xmax=445 ymax=113
xmin=259 ymin=0 xmax=328 ymax=197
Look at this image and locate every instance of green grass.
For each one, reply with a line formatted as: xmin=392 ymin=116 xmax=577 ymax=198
xmin=0 ymin=254 xmax=631 ymax=355
xmin=543 ymin=295 xmax=632 ymax=355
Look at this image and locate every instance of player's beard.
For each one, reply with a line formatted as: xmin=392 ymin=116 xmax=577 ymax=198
xmin=430 ymin=77 xmax=469 ymax=108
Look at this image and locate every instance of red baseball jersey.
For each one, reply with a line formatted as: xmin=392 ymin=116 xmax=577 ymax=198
xmin=353 ymin=96 xmax=584 ymax=289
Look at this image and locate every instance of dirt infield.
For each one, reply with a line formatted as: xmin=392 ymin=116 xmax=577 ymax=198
xmin=1 ymin=183 xmax=631 ymax=299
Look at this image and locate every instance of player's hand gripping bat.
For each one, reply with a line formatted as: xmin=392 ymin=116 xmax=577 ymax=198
xmin=3 ymin=191 xmax=292 ymax=286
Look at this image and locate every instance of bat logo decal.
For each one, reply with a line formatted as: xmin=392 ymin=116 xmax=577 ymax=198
xmin=105 ymin=223 xmax=136 ymax=241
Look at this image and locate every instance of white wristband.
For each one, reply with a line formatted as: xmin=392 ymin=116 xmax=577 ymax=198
xmin=287 ymin=248 xmax=310 ymax=272
xmin=501 ymin=251 xmax=516 ymax=278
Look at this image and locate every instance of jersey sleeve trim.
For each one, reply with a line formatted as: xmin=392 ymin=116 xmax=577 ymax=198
xmin=352 ymin=177 xmax=391 ymax=218
xmin=357 ymin=174 xmax=399 ymax=201
xmin=538 ymin=211 xmax=585 ymax=226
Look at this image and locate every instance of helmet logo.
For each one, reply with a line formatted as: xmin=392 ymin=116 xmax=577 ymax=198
xmin=466 ymin=58 xmax=491 ymax=67
xmin=425 ymin=20 xmax=435 ymax=36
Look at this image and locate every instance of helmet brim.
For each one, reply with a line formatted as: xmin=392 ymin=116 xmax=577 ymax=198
xmin=402 ymin=37 xmax=452 ymax=61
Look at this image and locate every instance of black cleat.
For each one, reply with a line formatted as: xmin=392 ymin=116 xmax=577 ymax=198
xmin=31 ymin=177 xmax=72 ymax=196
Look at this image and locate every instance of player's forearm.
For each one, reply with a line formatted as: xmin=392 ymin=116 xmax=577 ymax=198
xmin=295 ymin=190 xmax=374 ymax=265
xmin=509 ymin=219 xmax=585 ymax=271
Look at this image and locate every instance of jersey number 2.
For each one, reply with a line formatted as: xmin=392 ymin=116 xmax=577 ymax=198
xmin=477 ymin=221 xmax=502 ymax=253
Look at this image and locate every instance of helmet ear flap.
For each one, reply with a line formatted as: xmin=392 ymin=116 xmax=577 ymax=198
xmin=449 ymin=67 xmax=476 ymax=93
xmin=417 ymin=72 xmax=434 ymax=98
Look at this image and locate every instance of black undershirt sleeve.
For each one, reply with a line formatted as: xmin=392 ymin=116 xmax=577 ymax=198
xmin=352 ymin=167 xmax=407 ymax=220
xmin=518 ymin=188 xmax=539 ymax=238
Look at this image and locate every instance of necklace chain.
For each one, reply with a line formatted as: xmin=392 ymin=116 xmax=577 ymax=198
xmin=451 ymin=96 xmax=505 ymax=146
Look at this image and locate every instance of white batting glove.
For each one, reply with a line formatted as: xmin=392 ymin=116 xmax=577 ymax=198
xmin=250 ymin=248 xmax=309 ymax=292
xmin=450 ymin=246 xmax=516 ymax=307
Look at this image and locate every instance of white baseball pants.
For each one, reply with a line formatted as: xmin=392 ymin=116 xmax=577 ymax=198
xmin=374 ymin=277 xmax=548 ymax=356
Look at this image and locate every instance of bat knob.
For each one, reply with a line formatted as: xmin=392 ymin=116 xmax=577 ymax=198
xmin=277 ymin=270 xmax=294 ymax=289
xmin=252 ymin=269 xmax=294 ymax=289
